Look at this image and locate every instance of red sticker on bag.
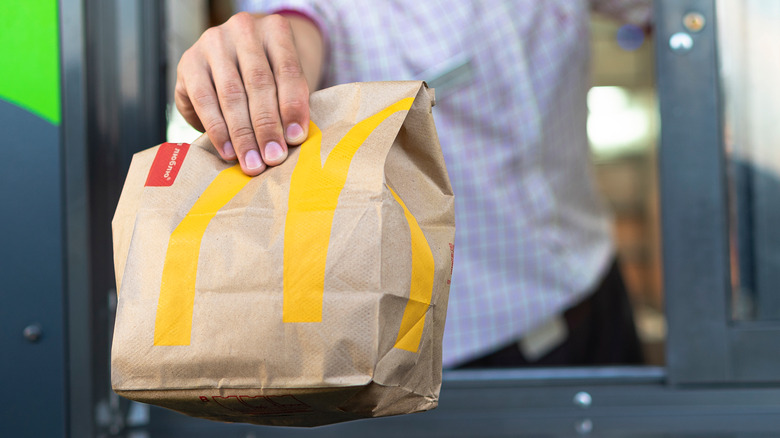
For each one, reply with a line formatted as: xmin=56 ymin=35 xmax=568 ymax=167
xmin=145 ymin=142 xmax=190 ymax=187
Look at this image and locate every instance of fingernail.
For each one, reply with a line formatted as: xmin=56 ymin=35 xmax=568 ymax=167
xmin=286 ymin=123 xmax=305 ymax=142
xmin=265 ymin=141 xmax=285 ymax=162
xmin=223 ymin=141 xmax=236 ymax=158
xmin=245 ymin=149 xmax=264 ymax=170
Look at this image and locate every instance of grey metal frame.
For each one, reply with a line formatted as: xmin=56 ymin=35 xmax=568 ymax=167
xmin=84 ymin=0 xmax=168 ymax=435
xmin=658 ymin=0 xmax=780 ymax=384
xmin=61 ymin=0 xmax=94 ymax=436
xmin=132 ymin=368 xmax=780 ymax=437
xmin=655 ymin=0 xmax=732 ymax=384
xmin=59 ymin=0 xmax=168 ymax=436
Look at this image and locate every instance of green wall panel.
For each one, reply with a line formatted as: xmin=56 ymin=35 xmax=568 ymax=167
xmin=0 ymin=0 xmax=61 ymax=125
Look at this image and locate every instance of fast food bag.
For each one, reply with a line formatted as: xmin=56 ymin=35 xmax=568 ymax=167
xmin=111 ymin=81 xmax=455 ymax=427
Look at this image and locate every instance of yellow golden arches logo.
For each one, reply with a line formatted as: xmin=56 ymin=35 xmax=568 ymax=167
xmin=387 ymin=185 xmax=435 ymax=353
xmin=282 ymin=98 xmax=415 ymax=323
xmin=154 ymin=165 xmax=252 ymax=346
xmin=154 ymin=97 xmax=434 ymax=353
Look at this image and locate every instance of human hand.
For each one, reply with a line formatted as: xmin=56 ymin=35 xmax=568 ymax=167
xmin=175 ymin=12 xmax=323 ymax=176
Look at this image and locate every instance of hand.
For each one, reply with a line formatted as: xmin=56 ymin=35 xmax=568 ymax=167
xmin=175 ymin=12 xmax=323 ymax=176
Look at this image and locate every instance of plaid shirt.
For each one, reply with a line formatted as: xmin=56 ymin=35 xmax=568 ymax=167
xmin=240 ymin=0 xmax=652 ymax=367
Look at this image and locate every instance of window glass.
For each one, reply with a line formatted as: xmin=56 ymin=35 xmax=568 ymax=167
xmin=718 ymin=0 xmax=780 ymax=320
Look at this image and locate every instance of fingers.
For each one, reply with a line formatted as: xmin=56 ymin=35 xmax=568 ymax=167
xmin=206 ymin=32 xmax=270 ymax=176
xmin=231 ymin=13 xmax=287 ymax=168
xmin=174 ymin=79 xmax=204 ymax=132
xmin=232 ymin=13 xmax=310 ymax=169
xmin=262 ymin=14 xmax=311 ymax=146
xmin=175 ymin=54 xmax=236 ymax=162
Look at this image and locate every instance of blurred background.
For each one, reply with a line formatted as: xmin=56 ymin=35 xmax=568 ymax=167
xmin=3 ymin=1 xmax=780 ymax=437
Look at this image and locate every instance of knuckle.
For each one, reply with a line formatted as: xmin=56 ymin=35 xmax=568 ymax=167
xmin=244 ymin=68 xmax=276 ymax=92
xmin=251 ymin=111 xmax=280 ymax=132
xmin=177 ymin=49 xmax=201 ymax=78
xmin=230 ymin=11 xmax=253 ymax=24
xmin=191 ymin=88 xmax=218 ymax=107
xmin=230 ymin=125 xmax=258 ymax=143
xmin=200 ymin=26 xmax=222 ymax=43
xmin=275 ymin=60 xmax=304 ymax=79
xmin=198 ymin=28 xmax=226 ymax=55
xmin=176 ymin=50 xmax=191 ymax=72
xmin=219 ymin=80 xmax=247 ymax=103
xmin=174 ymin=80 xmax=187 ymax=99
xmin=264 ymin=13 xmax=290 ymax=30
xmin=203 ymin=118 xmax=228 ymax=137
xmin=280 ymin=98 xmax=307 ymax=115
xmin=228 ymin=12 xmax=256 ymax=34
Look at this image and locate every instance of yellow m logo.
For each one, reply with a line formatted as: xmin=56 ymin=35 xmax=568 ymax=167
xmin=154 ymin=97 xmax=434 ymax=353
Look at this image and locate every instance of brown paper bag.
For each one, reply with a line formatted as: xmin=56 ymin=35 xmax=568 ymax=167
xmin=111 ymin=81 xmax=455 ymax=427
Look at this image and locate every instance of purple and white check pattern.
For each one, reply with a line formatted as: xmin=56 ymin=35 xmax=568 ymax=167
xmin=240 ymin=0 xmax=652 ymax=367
